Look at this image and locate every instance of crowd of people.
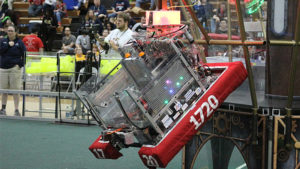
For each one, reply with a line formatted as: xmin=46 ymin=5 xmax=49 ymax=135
xmin=1 ymin=0 xmax=154 ymax=52
xmin=192 ymin=0 xmax=229 ymax=33
xmin=0 ymin=0 xmax=260 ymax=54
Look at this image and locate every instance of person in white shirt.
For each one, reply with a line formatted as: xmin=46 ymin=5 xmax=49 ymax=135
xmin=103 ymin=12 xmax=133 ymax=53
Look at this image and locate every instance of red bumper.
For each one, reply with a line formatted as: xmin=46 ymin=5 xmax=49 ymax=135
xmin=89 ymin=135 xmax=123 ymax=159
xmin=138 ymin=62 xmax=248 ymax=168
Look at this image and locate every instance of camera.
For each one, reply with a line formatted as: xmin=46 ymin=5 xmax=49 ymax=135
xmin=80 ymin=24 xmax=100 ymax=35
xmin=79 ymin=24 xmax=101 ymax=43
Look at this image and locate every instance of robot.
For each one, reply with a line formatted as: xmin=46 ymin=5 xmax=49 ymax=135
xmin=75 ymin=10 xmax=247 ymax=168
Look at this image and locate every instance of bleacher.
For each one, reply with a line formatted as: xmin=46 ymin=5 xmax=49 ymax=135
xmin=14 ymin=0 xmax=79 ymax=39
xmin=12 ymin=0 xmax=243 ymax=51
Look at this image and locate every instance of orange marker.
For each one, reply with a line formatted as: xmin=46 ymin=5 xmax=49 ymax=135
xmin=139 ymin=52 xmax=145 ymax=57
xmin=125 ymin=53 xmax=131 ymax=58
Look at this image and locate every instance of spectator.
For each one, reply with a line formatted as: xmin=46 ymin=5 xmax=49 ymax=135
xmin=83 ymin=9 xmax=97 ymax=27
xmin=106 ymin=22 xmax=113 ymax=32
xmin=193 ymin=0 xmax=206 ymax=25
xmin=73 ymin=0 xmax=86 ymax=10
xmin=217 ymin=2 xmax=227 ymax=21
xmin=102 ymin=12 xmax=133 ymax=53
xmin=0 ymin=15 xmax=13 ymax=28
xmin=216 ymin=19 xmax=228 ymax=34
xmin=22 ymin=25 xmax=44 ymax=52
xmin=82 ymin=9 xmax=103 ymax=34
xmin=215 ymin=19 xmax=228 ymax=55
xmin=102 ymin=29 xmax=109 ymax=37
xmin=86 ymin=0 xmax=94 ymax=9
xmin=202 ymin=0 xmax=213 ymax=31
xmin=0 ymin=0 xmax=13 ymax=16
xmin=104 ymin=18 xmax=116 ymax=31
xmin=75 ymin=46 xmax=86 ymax=61
xmin=61 ymin=27 xmax=76 ymax=54
xmin=89 ymin=0 xmax=107 ymax=22
xmin=0 ymin=26 xmax=26 ymax=116
xmin=40 ymin=9 xmax=57 ymax=51
xmin=43 ymin=0 xmax=56 ymax=17
xmin=92 ymin=43 xmax=100 ymax=58
xmin=210 ymin=9 xmax=219 ymax=33
xmin=1 ymin=10 xmax=18 ymax=26
xmin=74 ymin=46 xmax=86 ymax=84
xmin=54 ymin=0 xmax=67 ymax=27
xmin=132 ymin=16 xmax=146 ymax=32
xmin=28 ymin=0 xmax=44 ymax=17
xmin=135 ymin=0 xmax=155 ymax=10
xmin=108 ymin=0 xmax=130 ymax=18
xmin=76 ymin=28 xmax=91 ymax=54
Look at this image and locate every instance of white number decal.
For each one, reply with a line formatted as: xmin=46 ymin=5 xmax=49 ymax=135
xmin=92 ymin=148 xmax=105 ymax=159
xmin=190 ymin=95 xmax=219 ymax=130
xmin=208 ymin=95 xmax=219 ymax=109
xmin=142 ymin=155 xmax=159 ymax=167
xmin=201 ymin=102 xmax=212 ymax=118
xmin=190 ymin=115 xmax=201 ymax=130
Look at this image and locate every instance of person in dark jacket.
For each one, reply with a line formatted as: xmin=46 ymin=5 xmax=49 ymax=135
xmin=193 ymin=0 xmax=206 ymax=24
xmin=0 ymin=25 xmax=26 ymax=116
xmin=89 ymin=0 xmax=107 ymax=22
xmin=40 ymin=9 xmax=57 ymax=51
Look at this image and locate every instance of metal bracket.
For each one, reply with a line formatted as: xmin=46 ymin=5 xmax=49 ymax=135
xmin=272 ymin=108 xmax=281 ymax=116
xmin=229 ymin=104 xmax=235 ymax=111
xmin=262 ymin=107 xmax=270 ymax=116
